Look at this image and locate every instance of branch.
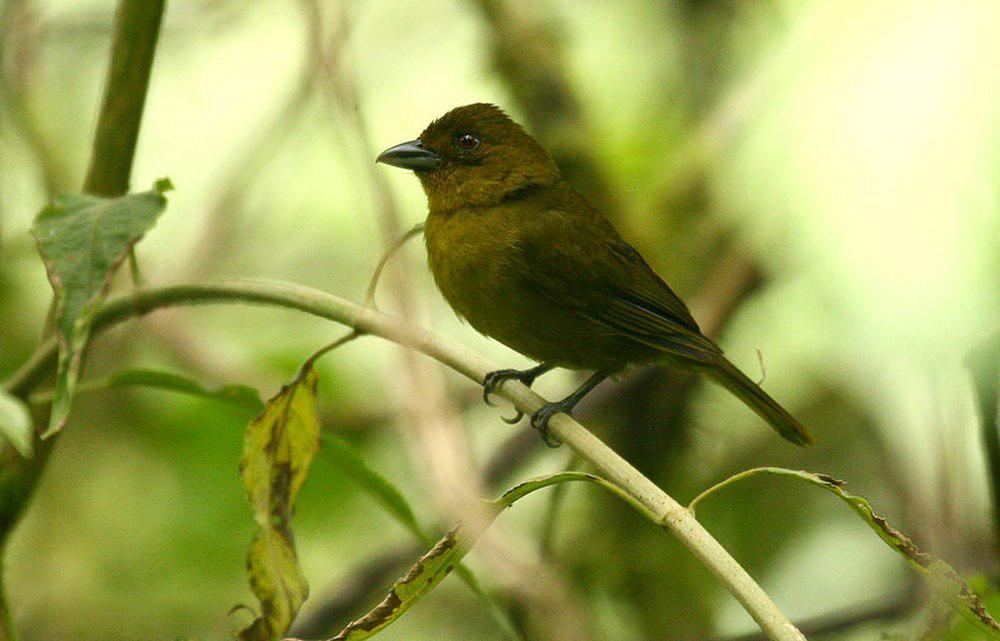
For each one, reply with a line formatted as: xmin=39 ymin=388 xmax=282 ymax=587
xmin=83 ymin=0 xmax=165 ymax=197
xmin=4 ymin=280 xmax=805 ymax=641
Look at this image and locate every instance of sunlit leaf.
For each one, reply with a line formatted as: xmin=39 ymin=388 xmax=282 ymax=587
xmin=0 ymin=391 xmax=33 ymax=458
xmin=106 ymin=368 xmax=264 ymax=412
xmin=239 ymin=365 xmax=321 ymax=641
xmin=322 ymin=472 xmax=624 ymax=641
xmin=31 ymin=178 xmax=173 ymax=437
xmin=689 ymin=467 xmax=1000 ymax=637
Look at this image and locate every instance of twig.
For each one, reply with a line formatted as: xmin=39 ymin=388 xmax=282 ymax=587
xmin=82 ymin=0 xmax=164 ymax=282
xmin=363 ymin=223 xmax=425 ymax=309
xmin=3 ymin=280 xmax=807 ymax=641
xmin=299 ymin=331 xmax=360 ymax=375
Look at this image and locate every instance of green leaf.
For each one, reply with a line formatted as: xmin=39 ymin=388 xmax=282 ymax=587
xmin=321 ymin=434 xmax=423 ymax=539
xmin=105 ymin=368 xmax=264 ymax=412
xmin=0 ymin=391 xmax=33 ymax=458
xmin=330 ymin=471 xmax=623 ymax=641
xmin=238 ymin=365 xmax=321 ymax=641
xmin=31 ymin=179 xmax=172 ymax=437
xmin=689 ymin=467 xmax=1000 ymax=638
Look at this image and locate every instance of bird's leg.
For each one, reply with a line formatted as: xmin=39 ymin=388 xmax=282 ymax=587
xmin=531 ymin=371 xmax=608 ymax=447
xmin=483 ymin=363 xmax=554 ymax=423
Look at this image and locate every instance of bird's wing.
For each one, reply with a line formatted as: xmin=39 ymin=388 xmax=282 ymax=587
xmin=516 ymin=207 xmax=721 ymax=363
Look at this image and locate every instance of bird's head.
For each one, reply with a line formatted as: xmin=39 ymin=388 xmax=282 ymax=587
xmin=376 ymin=103 xmax=559 ymax=211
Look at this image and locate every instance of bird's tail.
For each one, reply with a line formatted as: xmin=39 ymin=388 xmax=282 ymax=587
xmin=703 ymin=356 xmax=812 ymax=446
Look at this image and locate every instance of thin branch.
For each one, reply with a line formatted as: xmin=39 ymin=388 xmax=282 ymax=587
xmin=364 ymin=222 xmax=425 ymax=308
xmin=299 ymin=331 xmax=359 ymax=374
xmin=82 ymin=0 xmax=164 ymax=282
xmin=4 ymin=280 xmax=806 ymax=641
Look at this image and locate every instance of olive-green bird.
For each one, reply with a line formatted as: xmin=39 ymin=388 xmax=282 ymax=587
xmin=377 ymin=103 xmax=811 ymax=446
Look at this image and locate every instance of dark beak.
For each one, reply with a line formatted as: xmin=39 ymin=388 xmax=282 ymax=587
xmin=376 ymin=139 xmax=443 ymax=171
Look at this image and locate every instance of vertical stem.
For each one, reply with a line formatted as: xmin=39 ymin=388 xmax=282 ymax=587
xmin=86 ymin=0 xmax=165 ymax=282
xmin=83 ymin=0 xmax=166 ymax=197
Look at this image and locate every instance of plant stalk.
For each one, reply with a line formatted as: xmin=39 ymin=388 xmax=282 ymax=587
xmin=83 ymin=0 xmax=165 ymax=197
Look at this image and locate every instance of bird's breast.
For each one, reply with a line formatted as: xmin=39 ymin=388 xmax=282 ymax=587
xmin=423 ymin=205 xmax=635 ymax=370
xmin=424 ymin=207 xmax=519 ymax=326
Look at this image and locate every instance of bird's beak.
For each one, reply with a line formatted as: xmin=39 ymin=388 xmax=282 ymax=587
xmin=376 ymin=139 xmax=443 ymax=171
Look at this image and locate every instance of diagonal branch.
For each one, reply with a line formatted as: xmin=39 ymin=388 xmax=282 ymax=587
xmin=4 ymin=280 xmax=806 ymax=641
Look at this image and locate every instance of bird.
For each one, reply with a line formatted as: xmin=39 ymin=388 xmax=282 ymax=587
xmin=376 ymin=103 xmax=811 ymax=446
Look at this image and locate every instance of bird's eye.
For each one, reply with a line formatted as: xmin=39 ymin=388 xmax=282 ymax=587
xmin=454 ymin=132 xmax=480 ymax=151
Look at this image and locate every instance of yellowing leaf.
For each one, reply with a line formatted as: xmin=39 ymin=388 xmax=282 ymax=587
xmin=31 ymin=179 xmax=172 ymax=437
xmin=239 ymin=366 xmax=321 ymax=641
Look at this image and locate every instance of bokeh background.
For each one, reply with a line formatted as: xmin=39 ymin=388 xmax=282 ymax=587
xmin=1 ymin=0 xmax=998 ymax=639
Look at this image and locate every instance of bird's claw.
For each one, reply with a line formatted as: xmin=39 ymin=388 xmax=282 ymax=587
xmin=530 ymin=401 xmax=570 ymax=447
xmin=483 ymin=367 xmax=542 ymax=420
xmin=484 ymin=366 xmax=558 ymax=430
xmin=501 ymin=409 xmax=525 ymax=425
xmin=483 ymin=368 xmax=525 ymax=406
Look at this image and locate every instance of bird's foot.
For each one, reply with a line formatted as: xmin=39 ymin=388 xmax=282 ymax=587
xmin=483 ymin=367 xmax=546 ymax=424
xmin=530 ymin=400 xmax=574 ymax=448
